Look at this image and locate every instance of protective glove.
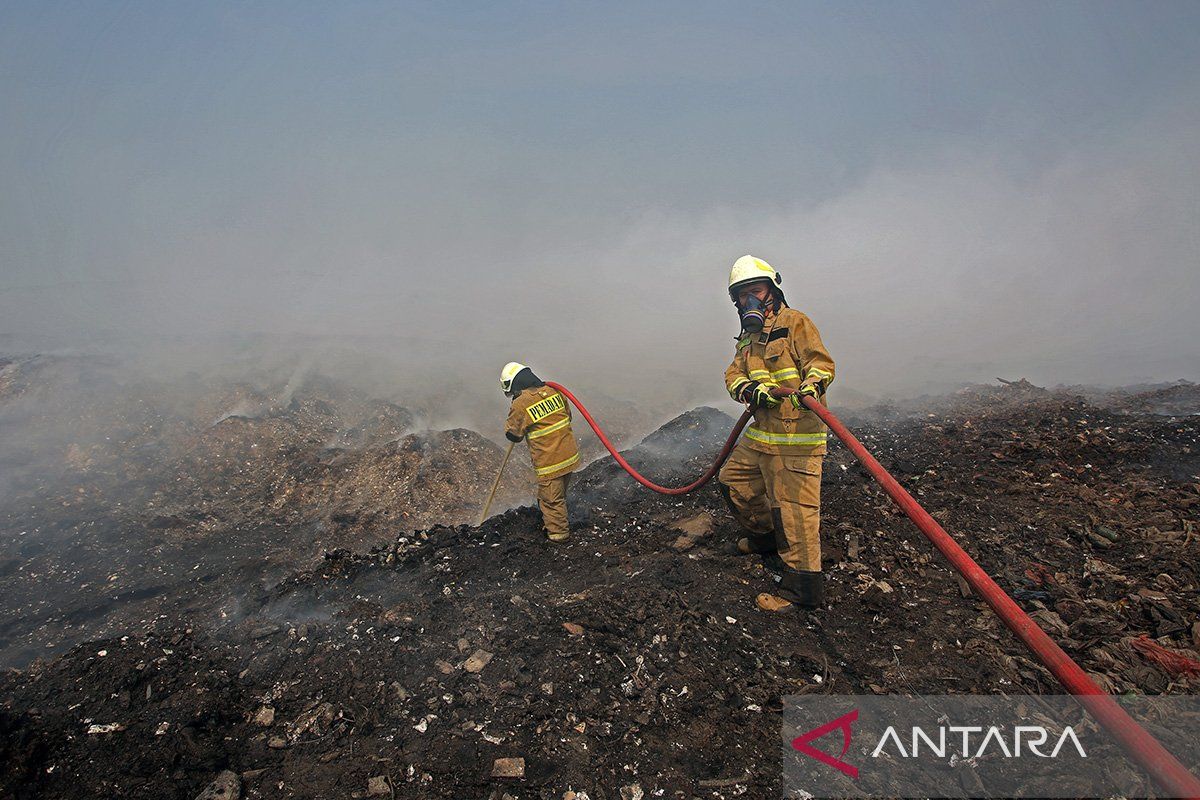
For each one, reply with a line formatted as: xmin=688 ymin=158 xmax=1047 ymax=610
xmin=741 ymin=381 xmax=782 ymax=409
xmin=786 ymin=383 xmax=821 ymax=409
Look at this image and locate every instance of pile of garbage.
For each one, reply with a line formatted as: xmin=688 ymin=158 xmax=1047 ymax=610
xmin=0 ymin=356 xmax=532 ymax=668
xmin=1 ymin=378 xmax=1197 ymax=798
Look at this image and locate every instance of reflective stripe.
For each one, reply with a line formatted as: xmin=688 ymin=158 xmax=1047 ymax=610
xmin=805 ymin=367 xmax=833 ymax=382
xmin=770 ymin=367 xmax=800 ymax=381
xmin=744 ymin=427 xmax=828 ymax=447
xmin=728 ymin=377 xmax=751 ymax=400
xmin=535 ymin=452 xmax=580 ymax=476
xmin=527 ymin=417 xmax=570 ymax=439
xmin=748 ymin=369 xmax=771 ymax=380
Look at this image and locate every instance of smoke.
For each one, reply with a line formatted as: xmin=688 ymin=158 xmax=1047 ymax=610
xmin=560 ymin=94 xmax=1200 ymax=402
xmin=2 ymin=7 xmax=1198 ymax=422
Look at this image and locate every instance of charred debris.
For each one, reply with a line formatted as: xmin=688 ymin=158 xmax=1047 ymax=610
xmin=1 ymin=359 xmax=1198 ymax=798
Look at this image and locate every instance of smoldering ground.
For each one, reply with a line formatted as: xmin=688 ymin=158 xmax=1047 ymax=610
xmin=0 ymin=353 xmax=552 ymax=668
xmin=3 ymin=378 xmax=1199 ymax=799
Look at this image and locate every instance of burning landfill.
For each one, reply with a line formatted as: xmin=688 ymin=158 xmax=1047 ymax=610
xmin=1 ymin=355 xmax=1199 ymax=799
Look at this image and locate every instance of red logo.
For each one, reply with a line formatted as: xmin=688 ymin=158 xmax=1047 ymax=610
xmin=792 ymin=709 xmax=860 ymax=779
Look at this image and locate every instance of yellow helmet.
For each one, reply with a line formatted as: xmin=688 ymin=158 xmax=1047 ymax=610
xmin=728 ymin=254 xmax=783 ymax=300
xmin=499 ymin=361 xmax=528 ymax=394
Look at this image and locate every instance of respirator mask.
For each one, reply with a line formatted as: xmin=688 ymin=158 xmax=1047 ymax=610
xmin=738 ymin=293 xmax=768 ymax=334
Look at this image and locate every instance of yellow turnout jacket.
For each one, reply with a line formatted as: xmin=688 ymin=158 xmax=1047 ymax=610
xmin=505 ymin=386 xmax=581 ymax=481
xmin=724 ymin=306 xmax=835 ymax=455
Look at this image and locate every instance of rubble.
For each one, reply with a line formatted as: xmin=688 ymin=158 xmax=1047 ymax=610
xmin=194 ymin=770 xmax=241 ymax=800
xmin=252 ymin=705 xmax=275 ymax=726
xmin=491 ymin=758 xmax=525 ymax=779
xmin=463 ymin=649 xmax=493 ymax=673
xmin=0 ymin=377 xmax=1197 ymax=798
xmin=0 ymin=356 xmax=532 ymax=666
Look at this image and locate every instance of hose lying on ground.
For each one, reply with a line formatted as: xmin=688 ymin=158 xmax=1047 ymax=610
xmin=544 ymin=380 xmax=1200 ymax=798
xmin=544 ymin=381 xmax=751 ymax=495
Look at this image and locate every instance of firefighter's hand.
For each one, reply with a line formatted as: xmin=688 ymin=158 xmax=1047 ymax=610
xmin=788 ymin=383 xmax=821 ymax=409
xmin=742 ymin=381 xmax=781 ymax=409
xmin=505 ymin=431 xmax=523 ymax=443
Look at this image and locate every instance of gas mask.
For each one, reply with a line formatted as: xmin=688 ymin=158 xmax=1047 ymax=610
xmin=738 ymin=293 xmax=768 ymax=334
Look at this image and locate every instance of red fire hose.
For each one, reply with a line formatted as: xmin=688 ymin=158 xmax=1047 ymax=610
xmin=545 ymin=381 xmax=753 ymax=494
xmin=545 ymin=381 xmax=1200 ymax=797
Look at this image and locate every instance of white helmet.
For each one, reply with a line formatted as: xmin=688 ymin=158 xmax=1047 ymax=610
xmin=728 ymin=254 xmax=783 ymax=300
xmin=500 ymin=361 xmax=528 ymax=394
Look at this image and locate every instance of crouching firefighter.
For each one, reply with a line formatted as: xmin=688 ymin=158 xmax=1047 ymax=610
xmin=500 ymin=362 xmax=581 ymax=542
xmin=717 ymin=255 xmax=835 ymax=613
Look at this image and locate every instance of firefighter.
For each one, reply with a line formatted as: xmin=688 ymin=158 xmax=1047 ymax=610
xmin=500 ymin=362 xmax=580 ymax=542
xmin=718 ymin=255 xmax=835 ymax=612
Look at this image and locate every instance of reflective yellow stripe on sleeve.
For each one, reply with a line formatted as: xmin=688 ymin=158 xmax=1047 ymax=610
xmin=526 ymin=417 xmax=571 ymax=440
xmin=744 ymin=427 xmax=828 ymax=447
xmin=805 ymin=367 xmax=833 ymax=382
xmin=769 ymin=367 xmax=800 ymax=381
xmin=535 ymin=453 xmax=580 ymax=476
xmin=748 ymin=370 xmax=771 ymax=381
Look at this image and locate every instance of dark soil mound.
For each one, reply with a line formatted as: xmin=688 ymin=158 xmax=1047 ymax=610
xmin=0 ymin=357 xmax=529 ymax=667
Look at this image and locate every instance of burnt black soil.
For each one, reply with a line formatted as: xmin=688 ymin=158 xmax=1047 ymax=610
xmin=1 ymin=387 xmax=1198 ymax=799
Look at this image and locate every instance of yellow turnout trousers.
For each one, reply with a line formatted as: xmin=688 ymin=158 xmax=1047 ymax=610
xmin=537 ymin=474 xmax=571 ymax=537
xmin=718 ymin=441 xmax=823 ymax=571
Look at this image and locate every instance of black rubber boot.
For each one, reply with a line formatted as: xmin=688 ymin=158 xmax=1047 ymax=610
xmin=735 ymin=532 xmax=776 ymax=555
xmin=718 ymin=482 xmax=778 ymax=556
xmin=757 ymin=569 xmax=823 ymax=612
xmin=783 ymin=569 xmax=824 ymax=608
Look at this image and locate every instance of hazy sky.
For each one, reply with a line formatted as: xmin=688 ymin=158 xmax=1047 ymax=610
xmin=2 ymin=1 xmax=1199 ymax=402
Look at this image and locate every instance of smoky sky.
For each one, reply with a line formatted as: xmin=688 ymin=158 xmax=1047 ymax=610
xmin=2 ymin=2 xmax=1199 ymax=408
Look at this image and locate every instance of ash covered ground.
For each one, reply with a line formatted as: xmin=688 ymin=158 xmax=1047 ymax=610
xmin=1 ymin=360 xmax=1199 ymax=799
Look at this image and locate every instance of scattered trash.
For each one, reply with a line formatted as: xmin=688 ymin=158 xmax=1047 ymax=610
xmin=1131 ymin=636 xmax=1200 ymax=678
xmin=194 ymin=770 xmax=241 ymax=800
xmin=491 ymin=757 xmax=525 ymax=779
xmin=463 ymin=649 xmax=493 ymax=673
xmin=2 ymin=377 xmax=1198 ymax=798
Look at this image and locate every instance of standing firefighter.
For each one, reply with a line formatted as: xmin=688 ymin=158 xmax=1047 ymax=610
xmin=501 ymin=362 xmax=581 ymax=542
xmin=718 ymin=255 xmax=835 ymax=612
